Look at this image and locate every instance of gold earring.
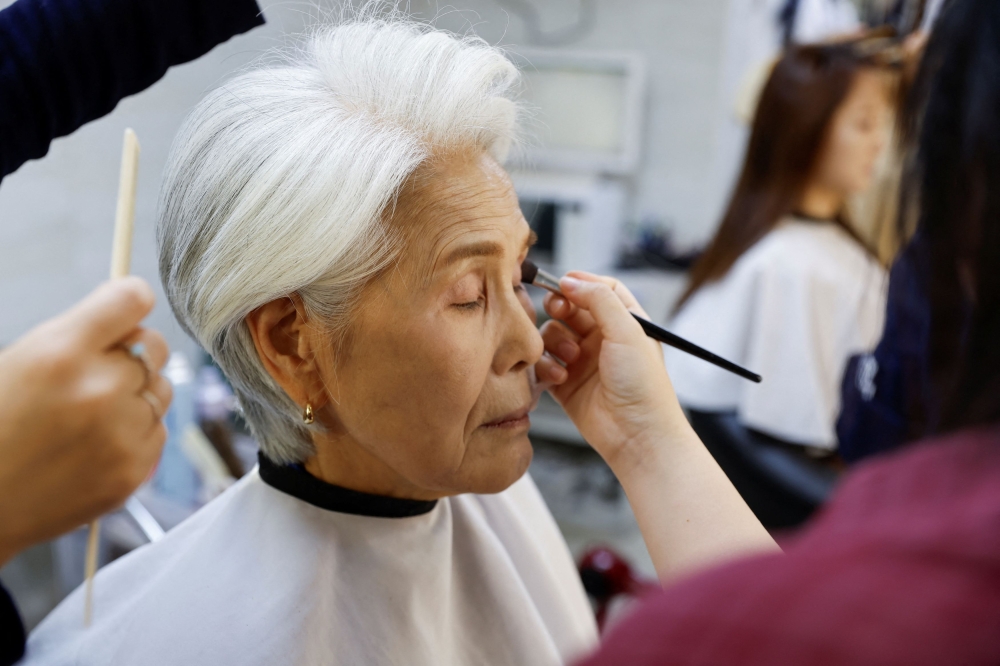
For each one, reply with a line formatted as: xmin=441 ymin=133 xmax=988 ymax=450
xmin=302 ymin=403 xmax=314 ymax=425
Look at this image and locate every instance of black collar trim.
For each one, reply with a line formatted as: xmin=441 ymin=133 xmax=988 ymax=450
xmin=257 ymin=452 xmax=438 ymax=518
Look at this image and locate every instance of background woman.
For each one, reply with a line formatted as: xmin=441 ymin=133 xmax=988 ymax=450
xmin=666 ymin=40 xmax=893 ymax=451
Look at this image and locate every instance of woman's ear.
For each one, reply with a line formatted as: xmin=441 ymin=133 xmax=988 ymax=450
xmin=245 ymin=295 xmax=326 ymax=410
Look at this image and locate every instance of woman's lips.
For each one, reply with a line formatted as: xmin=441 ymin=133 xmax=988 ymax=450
xmin=481 ymin=406 xmax=532 ymax=429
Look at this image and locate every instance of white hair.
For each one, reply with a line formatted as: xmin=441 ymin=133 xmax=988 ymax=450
xmin=157 ymin=13 xmax=521 ymax=464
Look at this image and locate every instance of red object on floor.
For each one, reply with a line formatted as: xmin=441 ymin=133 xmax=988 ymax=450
xmin=578 ymin=547 xmax=658 ymax=630
xmin=576 ymin=426 xmax=1000 ymax=666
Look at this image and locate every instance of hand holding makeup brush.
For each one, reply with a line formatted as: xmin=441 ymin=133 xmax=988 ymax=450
xmin=537 ymin=271 xmax=691 ymax=473
xmin=538 ymin=271 xmax=778 ymax=582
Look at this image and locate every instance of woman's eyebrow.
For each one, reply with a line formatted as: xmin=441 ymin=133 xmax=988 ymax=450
xmin=525 ymin=229 xmax=538 ymax=251
xmin=440 ymin=230 xmax=538 ymax=268
xmin=442 ymin=241 xmax=505 ymax=267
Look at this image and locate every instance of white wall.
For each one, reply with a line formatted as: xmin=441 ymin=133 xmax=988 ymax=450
xmin=0 ymin=0 xmax=733 ymax=351
xmin=411 ymin=0 xmax=732 ymax=243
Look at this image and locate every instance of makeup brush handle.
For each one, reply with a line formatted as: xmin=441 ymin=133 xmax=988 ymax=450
xmin=632 ymin=314 xmax=762 ymax=383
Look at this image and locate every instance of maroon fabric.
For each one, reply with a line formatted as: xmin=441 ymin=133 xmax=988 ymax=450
xmin=577 ymin=427 xmax=1000 ymax=666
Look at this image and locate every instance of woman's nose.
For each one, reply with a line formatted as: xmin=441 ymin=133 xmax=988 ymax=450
xmin=495 ymin=290 xmax=544 ymax=375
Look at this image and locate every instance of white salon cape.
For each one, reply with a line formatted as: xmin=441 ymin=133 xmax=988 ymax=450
xmin=24 ymin=456 xmax=597 ymax=665
xmin=791 ymin=0 xmax=859 ymax=44
xmin=665 ymin=218 xmax=887 ymax=449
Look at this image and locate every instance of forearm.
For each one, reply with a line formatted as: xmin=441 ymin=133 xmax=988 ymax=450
xmin=610 ymin=420 xmax=780 ymax=583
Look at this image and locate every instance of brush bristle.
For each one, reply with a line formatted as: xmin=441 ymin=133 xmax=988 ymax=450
xmin=520 ymin=258 xmax=538 ymax=285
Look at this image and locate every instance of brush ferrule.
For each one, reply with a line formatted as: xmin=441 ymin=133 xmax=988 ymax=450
xmin=533 ymin=268 xmax=563 ymax=295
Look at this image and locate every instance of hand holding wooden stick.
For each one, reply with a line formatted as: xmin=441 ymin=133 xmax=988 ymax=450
xmin=84 ymin=128 xmax=141 ymax=627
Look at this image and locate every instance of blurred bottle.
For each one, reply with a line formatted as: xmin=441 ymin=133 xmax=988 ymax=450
xmin=153 ymin=352 xmax=201 ymax=507
xmin=196 ymin=365 xmax=244 ymax=478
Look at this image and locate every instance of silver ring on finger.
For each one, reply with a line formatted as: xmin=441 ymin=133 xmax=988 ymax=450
xmin=140 ymin=390 xmax=165 ymax=421
xmin=128 ymin=342 xmax=154 ymax=389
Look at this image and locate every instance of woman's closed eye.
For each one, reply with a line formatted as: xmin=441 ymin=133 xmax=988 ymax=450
xmin=455 ymin=297 xmax=485 ymax=311
xmin=453 ymin=282 xmax=525 ymax=311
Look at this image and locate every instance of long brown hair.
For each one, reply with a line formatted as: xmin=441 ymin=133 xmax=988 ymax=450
xmin=675 ymin=41 xmax=887 ymax=312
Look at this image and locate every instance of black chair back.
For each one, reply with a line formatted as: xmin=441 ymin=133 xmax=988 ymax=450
xmin=687 ymin=410 xmax=841 ymax=529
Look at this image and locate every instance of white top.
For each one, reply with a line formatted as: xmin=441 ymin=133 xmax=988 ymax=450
xmin=793 ymin=0 xmax=860 ymax=43
xmin=24 ymin=467 xmax=597 ymax=666
xmin=665 ymin=219 xmax=887 ymax=449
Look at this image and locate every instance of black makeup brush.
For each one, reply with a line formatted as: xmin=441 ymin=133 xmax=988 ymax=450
xmin=521 ymin=259 xmax=762 ymax=383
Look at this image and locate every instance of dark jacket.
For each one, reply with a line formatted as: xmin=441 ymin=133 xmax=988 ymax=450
xmin=836 ymin=233 xmax=933 ymax=463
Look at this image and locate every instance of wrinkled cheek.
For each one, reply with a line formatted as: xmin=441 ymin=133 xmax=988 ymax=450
xmin=388 ymin=347 xmax=486 ymax=444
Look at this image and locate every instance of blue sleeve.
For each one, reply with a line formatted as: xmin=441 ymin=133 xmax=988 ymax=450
xmin=836 ymin=236 xmax=931 ymax=463
xmin=0 ymin=583 xmax=24 ymax=666
xmin=0 ymin=0 xmax=264 ymax=181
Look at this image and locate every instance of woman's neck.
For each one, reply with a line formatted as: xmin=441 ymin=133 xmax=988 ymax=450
xmin=797 ymin=183 xmax=845 ymax=220
xmin=303 ymin=432 xmax=446 ymax=502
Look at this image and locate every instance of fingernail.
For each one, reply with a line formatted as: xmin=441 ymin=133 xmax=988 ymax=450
xmin=557 ymin=340 xmax=579 ymax=362
xmin=561 ymin=276 xmax=581 ymax=291
xmin=554 ymin=365 xmax=568 ymax=383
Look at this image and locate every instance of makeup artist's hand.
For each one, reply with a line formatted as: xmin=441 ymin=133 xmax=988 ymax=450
xmin=536 ymin=272 xmax=693 ymax=473
xmin=538 ymin=273 xmax=777 ymax=581
xmin=0 ymin=278 xmax=172 ymax=566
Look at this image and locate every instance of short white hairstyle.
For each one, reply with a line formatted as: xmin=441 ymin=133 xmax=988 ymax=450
xmin=157 ymin=13 xmax=521 ymax=464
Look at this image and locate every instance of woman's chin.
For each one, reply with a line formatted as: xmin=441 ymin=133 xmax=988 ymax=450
xmin=461 ymin=430 xmax=535 ymax=495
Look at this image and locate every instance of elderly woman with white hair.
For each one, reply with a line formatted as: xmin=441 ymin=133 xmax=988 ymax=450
xmin=24 ymin=13 xmax=775 ymax=666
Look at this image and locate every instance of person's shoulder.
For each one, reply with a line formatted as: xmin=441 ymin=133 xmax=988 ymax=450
xmin=732 ymin=221 xmax=885 ymax=306
xmin=754 ymin=219 xmax=879 ymax=271
xmin=710 ymin=221 xmax=821 ymax=287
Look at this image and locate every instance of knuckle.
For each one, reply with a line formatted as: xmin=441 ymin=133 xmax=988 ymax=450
xmin=144 ymin=331 xmax=170 ymax=367
xmin=540 ymin=321 xmax=568 ymax=341
xmin=158 ymin=377 xmax=174 ymax=408
xmin=115 ymin=278 xmax=155 ymax=315
xmin=78 ymin=375 xmax=122 ymax=415
xmin=106 ymin=367 xmax=142 ymax=396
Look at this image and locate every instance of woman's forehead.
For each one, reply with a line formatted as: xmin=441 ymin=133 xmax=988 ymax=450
xmin=397 ymin=153 xmax=528 ymax=271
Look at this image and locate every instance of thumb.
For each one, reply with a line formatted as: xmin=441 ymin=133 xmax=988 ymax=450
xmin=559 ymin=276 xmax=645 ymax=346
xmin=58 ymin=277 xmax=155 ymax=350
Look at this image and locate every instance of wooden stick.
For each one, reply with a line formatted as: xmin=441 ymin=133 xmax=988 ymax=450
xmin=109 ymin=129 xmax=140 ymax=280
xmin=84 ymin=128 xmax=141 ymax=627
